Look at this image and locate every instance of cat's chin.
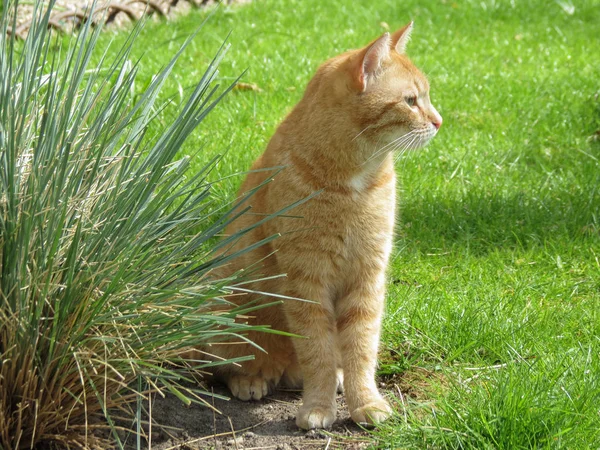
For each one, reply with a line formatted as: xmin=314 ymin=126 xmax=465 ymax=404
xmin=416 ymin=133 xmax=438 ymax=150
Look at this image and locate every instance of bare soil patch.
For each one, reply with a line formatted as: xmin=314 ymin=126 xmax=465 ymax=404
xmin=146 ymin=384 xmax=371 ymax=450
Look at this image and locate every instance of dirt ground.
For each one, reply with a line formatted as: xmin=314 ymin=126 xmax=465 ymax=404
xmin=145 ymin=384 xmax=372 ymax=450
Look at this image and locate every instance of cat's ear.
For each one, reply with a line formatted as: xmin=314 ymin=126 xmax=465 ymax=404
xmin=357 ymin=32 xmax=391 ymax=91
xmin=391 ymin=21 xmax=413 ymax=54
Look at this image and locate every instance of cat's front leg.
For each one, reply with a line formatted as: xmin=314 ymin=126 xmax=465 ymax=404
xmin=336 ymin=275 xmax=392 ymax=426
xmin=283 ymin=287 xmax=338 ymax=430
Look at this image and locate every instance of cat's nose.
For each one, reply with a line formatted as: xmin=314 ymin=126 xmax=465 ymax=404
xmin=429 ymin=105 xmax=442 ymax=130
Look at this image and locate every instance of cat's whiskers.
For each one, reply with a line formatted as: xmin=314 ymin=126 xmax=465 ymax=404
xmin=402 ymin=133 xmax=418 ymax=151
xmin=375 ymin=130 xmax=415 ymax=153
xmin=352 ymin=125 xmax=373 ymax=141
xmin=394 ymin=149 xmax=411 ymax=166
xmin=361 ymin=132 xmax=416 ymax=177
xmin=387 ymin=130 xmax=417 ymax=151
xmin=403 ymin=128 xmax=431 ymax=152
xmin=393 ymin=128 xmax=437 ymax=164
xmin=362 ymin=130 xmax=417 ymax=166
xmin=394 ymin=137 xmax=407 ymax=150
xmin=391 ymin=129 xmax=427 ymax=164
xmin=394 ymin=133 xmax=421 ymax=162
xmin=390 ymin=131 xmax=418 ymax=153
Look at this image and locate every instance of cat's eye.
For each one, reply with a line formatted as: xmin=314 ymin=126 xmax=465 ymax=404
xmin=405 ymin=96 xmax=417 ymax=107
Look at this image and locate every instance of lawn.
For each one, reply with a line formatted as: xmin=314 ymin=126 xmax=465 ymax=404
xmin=78 ymin=0 xmax=600 ymax=447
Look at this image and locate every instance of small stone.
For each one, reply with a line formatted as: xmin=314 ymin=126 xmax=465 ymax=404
xmin=227 ymin=436 xmax=244 ymax=446
xmin=305 ymin=429 xmax=327 ymax=439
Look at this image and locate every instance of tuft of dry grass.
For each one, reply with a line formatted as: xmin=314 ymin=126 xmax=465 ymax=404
xmin=0 ymin=1 xmax=285 ymax=447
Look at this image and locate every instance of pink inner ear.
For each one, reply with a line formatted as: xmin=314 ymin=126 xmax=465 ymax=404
xmin=360 ymin=33 xmax=391 ymax=90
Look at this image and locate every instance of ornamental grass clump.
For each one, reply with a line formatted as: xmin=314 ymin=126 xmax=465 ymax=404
xmin=0 ymin=1 xmax=280 ymax=448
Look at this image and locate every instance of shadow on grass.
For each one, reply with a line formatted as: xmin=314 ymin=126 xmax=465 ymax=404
xmin=398 ymin=186 xmax=600 ymax=254
xmin=397 ymin=95 xmax=600 ymax=255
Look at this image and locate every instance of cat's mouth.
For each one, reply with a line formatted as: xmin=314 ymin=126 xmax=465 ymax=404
xmin=391 ymin=126 xmax=438 ymax=152
xmin=416 ymin=126 xmax=439 ymax=148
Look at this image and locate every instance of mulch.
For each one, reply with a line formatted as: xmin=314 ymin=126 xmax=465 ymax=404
xmin=6 ymin=0 xmax=250 ymax=39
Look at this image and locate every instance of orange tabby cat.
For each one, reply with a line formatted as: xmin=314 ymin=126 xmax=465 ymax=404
xmin=208 ymin=22 xmax=441 ymax=429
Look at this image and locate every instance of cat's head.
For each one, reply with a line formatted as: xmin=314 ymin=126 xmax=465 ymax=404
xmin=316 ymin=23 xmax=442 ymax=156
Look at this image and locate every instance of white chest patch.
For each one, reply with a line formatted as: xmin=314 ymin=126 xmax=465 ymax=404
xmin=349 ymin=157 xmax=386 ymax=194
xmin=349 ymin=171 xmax=370 ymax=193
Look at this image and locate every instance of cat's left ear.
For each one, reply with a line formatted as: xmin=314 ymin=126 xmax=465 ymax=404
xmin=391 ymin=21 xmax=413 ymax=54
xmin=357 ymin=32 xmax=391 ymax=91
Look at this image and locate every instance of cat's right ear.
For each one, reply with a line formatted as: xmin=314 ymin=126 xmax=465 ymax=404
xmin=391 ymin=21 xmax=413 ymax=54
xmin=356 ymin=33 xmax=391 ymax=92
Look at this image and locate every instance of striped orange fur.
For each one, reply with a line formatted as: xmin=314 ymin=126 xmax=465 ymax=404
xmin=202 ymin=22 xmax=442 ymax=429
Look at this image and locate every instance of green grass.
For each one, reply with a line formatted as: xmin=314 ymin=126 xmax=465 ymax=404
xmin=75 ymin=0 xmax=600 ymax=447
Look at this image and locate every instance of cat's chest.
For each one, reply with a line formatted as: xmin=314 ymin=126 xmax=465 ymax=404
xmin=331 ymin=186 xmax=396 ymax=262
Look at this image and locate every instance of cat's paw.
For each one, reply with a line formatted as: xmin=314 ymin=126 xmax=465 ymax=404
xmin=350 ymin=398 xmax=392 ymax=427
xmin=296 ymin=404 xmax=336 ymax=430
xmin=227 ymin=375 xmax=269 ymax=401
